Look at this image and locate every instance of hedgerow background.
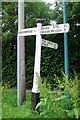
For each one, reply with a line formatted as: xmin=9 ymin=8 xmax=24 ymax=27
xmin=2 ymin=2 xmax=80 ymax=88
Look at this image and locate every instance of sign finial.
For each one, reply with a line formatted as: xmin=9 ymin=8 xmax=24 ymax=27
xmin=36 ymin=18 xmax=44 ymax=23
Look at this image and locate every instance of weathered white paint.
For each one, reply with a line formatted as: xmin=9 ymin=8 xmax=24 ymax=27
xmin=18 ymin=23 xmax=69 ymax=36
xmin=32 ymin=22 xmax=42 ymax=93
xmin=41 ymin=39 xmax=58 ymax=49
xmin=41 ymin=23 xmax=69 ymax=30
xmin=18 ymin=27 xmax=37 ymax=36
xmin=41 ymin=23 xmax=70 ymax=35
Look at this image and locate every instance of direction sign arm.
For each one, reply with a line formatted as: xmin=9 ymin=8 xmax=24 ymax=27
xmin=41 ymin=39 xmax=58 ymax=49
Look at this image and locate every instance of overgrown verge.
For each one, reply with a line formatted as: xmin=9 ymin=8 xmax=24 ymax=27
xmin=2 ymin=74 xmax=80 ymax=118
xmin=2 ymin=88 xmax=39 ymax=118
xmin=36 ymin=74 xmax=80 ymax=118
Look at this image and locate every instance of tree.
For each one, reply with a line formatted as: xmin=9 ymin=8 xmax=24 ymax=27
xmin=2 ymin=2 xmax=17 ymax=86
xmin=2 ymin=2 xmax=53 ymax=87
xmin=2 ymin=2 xmax=80 ymax=88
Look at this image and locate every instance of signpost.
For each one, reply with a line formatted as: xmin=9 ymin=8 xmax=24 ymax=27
xmin=31 ymin=20 xmax=42 ymax=110
xmin=17 ymin=15 xmax=70 ymax=110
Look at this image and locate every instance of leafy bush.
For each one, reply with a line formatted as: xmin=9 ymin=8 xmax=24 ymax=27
xmin=2 ymin=2 xmax=80 ymax=89
xmin=62 ymin=74 xmax=80 ymax=118
xmin=2 ymin=82 xmax=10 ymax=89
xmin=2 ymin=74 xmax=80 ymax=118
xmin=26 ymin=56 xmax=34 ymax=89
xmin=2 ymin=89 xmax=39 ymax=118
xmin=36 ymin=74 xmax=80 ymax=118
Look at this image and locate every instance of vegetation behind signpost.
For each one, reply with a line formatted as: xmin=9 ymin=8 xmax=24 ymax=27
xmin=2 ymin=2 xmax=80 ymax=88
xmin=1 ymin=1 xmax=80 ymax=118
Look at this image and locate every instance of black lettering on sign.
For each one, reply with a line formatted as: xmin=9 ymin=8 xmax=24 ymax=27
xmin=19 ymin=30 xmax=33 ymax=34
xmin=34 ymin=30 xmax=36 ymax=32
xmin=64 ymin=28 xmax=66 ymax=32
xmin=47 ymin=41 xmax=53 ymax=46
xmin=19 ymin=31 xmax=24 ymax=33
xmin=41 ymin=28 xmax=62 ymax=34
xmin=64 ymin=24 xmax=67 ymax=28
xmin=42 ymin=27 xmax=50 ymax=30
xmin=51 ymin=29 xmax=62 ymax=33
xmin=53 ymin=25 xmax=59 ymax=29
xmin=55 ymin=29 xmax=62 ymax=32
xmin=25 ymin=30 xmax=33 ymax=33
xmin=41 ymin=30 xmax=50 ymax=33
xmin=54 ymin=43 xmax=57 ymax=49
xmin=64 ymin=25 xmax=67 ymax=32
xmin=42 ymin=40 xmax=48 ymax=46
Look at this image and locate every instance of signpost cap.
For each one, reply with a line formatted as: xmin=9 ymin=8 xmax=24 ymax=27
xmin=36 ymin=18 xmax=44 ymax=23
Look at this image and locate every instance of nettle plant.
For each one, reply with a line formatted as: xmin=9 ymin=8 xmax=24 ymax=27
xmin=36 ymin=74 xmax=80 ymax=118
xmin=63 ymin=74 xmax=80 ymax=118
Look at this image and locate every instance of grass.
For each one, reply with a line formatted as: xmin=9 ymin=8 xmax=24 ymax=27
xmin=0 ymin=85 xmax=2 ymax=119
xmin=2 ymin=88 xmax=39 ymax=118
xmin=1 ymin=74 xmax=80 ymax=118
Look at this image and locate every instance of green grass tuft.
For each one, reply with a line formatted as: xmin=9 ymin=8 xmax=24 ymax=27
xmin=2 ymin=89 xmax=39 ymax=118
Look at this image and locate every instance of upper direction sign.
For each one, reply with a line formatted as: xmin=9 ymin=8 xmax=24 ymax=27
xmin=41 ymin=23 xmax=70 ymax=35
xmin=18 ymin=23 xmax=70 ymax=36
xmin=41 ymin=39 xmax=58 ymax=49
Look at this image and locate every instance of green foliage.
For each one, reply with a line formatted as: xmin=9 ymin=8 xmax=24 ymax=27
xmin=1 ymin=1 xmax=80 ymax=118
xmin=0 ymin=86 xmax=2 ymax=119
xmin=24 ymin=2 xmax=53 ymax=27
xmin=2 ymin=2 xmax=80 ymax=88
xmin=2 ymin=89 xmax=39 ymax=118
xmin=26 ymin=56 xmax=34 ymax=89
xmin=36 ymin=76 xmax=67 ymax=118
xmin=2 ymin=2 xmax=17 ymax=87
xmin=2 ymin=82 xmax=10 ymax=89
xmin=41 ymin=47 xmax=64 ymax=89
xmin=62 ymin=74 xmax=80 ymax=118
xmin=36 ymin=74 xmax=80 ymax=118
xmin=2 ymin=74 xmax=80 ymax=118
xmin=2 ymin=2 xmax=53 ymax=88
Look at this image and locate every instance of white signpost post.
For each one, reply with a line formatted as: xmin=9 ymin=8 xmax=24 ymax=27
xmin=31 ymin=20 xmax=42 ymax=110
xmin=18 ymin=19 xmax=70 ymax=109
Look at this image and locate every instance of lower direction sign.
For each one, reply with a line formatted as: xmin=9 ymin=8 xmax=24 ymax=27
xmin=41 ymin=39 xmax=58 ymax=49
